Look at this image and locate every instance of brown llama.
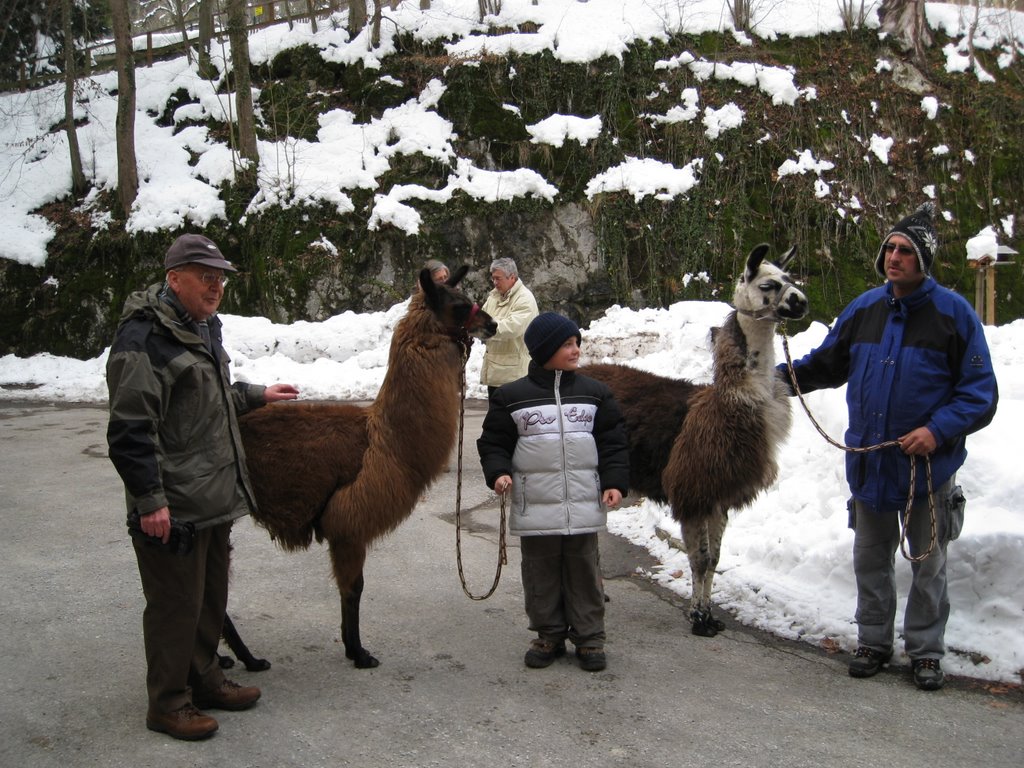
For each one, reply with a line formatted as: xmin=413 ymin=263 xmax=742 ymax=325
xmin=238 ymin=266 xmax=496 ymax=667
xmin=585 ymin=244 xmax=808 ymax=637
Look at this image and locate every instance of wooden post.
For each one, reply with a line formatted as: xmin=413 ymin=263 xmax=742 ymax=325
xmin=973 ymin=262 xmax=984 ymax=320
xmin=986 ymin=265 xmax=996 ymax=326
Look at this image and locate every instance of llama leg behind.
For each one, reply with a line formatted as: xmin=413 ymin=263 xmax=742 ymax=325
xmin=327 ymin=536 xmax=378 ymax=668
xmin=681 ymin=509 xmax=728 ymax=637
xmin=222 ymin=613 xmax=271 ymax=672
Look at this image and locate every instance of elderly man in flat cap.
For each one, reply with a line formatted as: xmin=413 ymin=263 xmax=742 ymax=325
xmin=106 ymin=234 xmax=299 ymax=740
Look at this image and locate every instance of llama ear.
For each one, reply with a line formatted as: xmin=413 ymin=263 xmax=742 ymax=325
xmin=745 ymin=243 xmax=770 ymax=281
xmin=776 ymin=245 xmax=797 ymax=270
xmin=447 ymin=265 xmax=469 ymax=287
xmin=418 ymin=268 xmax=438 ymax=302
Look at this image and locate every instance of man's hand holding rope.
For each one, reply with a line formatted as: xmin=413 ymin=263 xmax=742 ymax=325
xmin=898 ymin=426 xmax=937 ymax=457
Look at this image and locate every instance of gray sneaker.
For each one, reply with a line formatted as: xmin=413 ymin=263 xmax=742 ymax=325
xmin=848 ymin=646 xmax=893 ymax=678
xmin=911 ymin=658 xmax=946 ymax=691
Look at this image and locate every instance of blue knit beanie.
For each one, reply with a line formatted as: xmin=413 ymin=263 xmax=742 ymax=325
xmin=524 ymin=312 xmax=581 ymax=365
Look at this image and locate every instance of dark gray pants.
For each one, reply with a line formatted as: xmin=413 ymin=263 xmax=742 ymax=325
xmin=520 ymin=532 xmax=605 ymax=649
xmin=133 ymin=522 xmax=231 ymax=713
xmin=851 ymin=478 xmax=959 ymax=661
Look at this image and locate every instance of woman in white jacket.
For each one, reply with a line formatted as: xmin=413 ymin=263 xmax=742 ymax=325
xmin=480 ymin=258 xmax=539 ymax=395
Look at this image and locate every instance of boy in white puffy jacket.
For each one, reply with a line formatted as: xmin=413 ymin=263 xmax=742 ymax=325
xmin=477 ymin=312 xmax=629 ymax=671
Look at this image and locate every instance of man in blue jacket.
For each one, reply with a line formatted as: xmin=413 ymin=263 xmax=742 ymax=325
xmin=783 ymin=203 xmax=997 ymax=691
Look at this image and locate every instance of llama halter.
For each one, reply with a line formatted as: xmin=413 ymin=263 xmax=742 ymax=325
xmin=734 ymin=279 xmax=806 ymax=322
xmin=446 ymin=303 xmax=483 ymax=356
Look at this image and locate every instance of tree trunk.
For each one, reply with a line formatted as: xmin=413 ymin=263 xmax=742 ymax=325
xmin=307 ymin=0 xmax=318 ymax=35
xmin=349 ymin=0 xmax=367 ymax=36
xmin=172 ymin=0 xmax=194 ymax=64
xmin=226 ymin=0 xmax=259 ymax=177
xmin=62 ymin=0 xmax=87 ymax=197
xmin=198 ymin=0 xmax=216 ymax=79
xmin=878 ymin=0 xmax=932 ymax=61
xmin=371 ymin=0 xmax=382 ymax=48
xmin=110 ymin=0 xmax=138 ymax=218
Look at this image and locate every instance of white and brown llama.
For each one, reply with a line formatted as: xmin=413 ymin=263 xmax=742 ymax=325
xmin=585 ymin=244 xmax=808 ymax=637
xmin=238 ymin=266 xmax=496 ymax=667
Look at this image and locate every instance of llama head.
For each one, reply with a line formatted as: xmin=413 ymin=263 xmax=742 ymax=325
xmin=734 ymin=244 xmax=808 ymax=322
xmin=419 ymin=265 xmax=498 ymax=341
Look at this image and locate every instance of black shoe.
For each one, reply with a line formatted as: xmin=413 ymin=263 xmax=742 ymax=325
xmin=524 ymin=639 xmax=566 ymax=669
xmin=848 ymin=646 xmax=893 ymax=678
xmin=575 ymin=647 xmax=606 ymax=672
xmin=911 ymin=658 xmax=946 ymax=691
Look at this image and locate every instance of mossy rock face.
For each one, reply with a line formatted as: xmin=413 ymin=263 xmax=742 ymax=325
xmin=0 ymin=210 xmax=163 ymax=358
xmin=3 ymin=28 xmax=1023 ymax=359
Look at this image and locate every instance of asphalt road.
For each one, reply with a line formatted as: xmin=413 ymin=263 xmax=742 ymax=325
xmin=1 ymin=400 xmax=1021 ymax=768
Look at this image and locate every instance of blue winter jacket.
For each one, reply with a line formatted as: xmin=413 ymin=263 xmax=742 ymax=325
xmin=783 ymin=277 xmax=997 ymax=511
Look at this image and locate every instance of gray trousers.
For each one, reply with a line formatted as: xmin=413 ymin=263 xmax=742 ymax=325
xmin=520 ymin=532 xmax=605 ymax=649
xmin=851 ymin=477 xmax=960 ymax=661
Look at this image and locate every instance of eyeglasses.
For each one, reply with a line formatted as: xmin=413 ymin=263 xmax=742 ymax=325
xmin=883 ymin=243 xmax=916 ymax=257
xmin=177 ymin=268 xmax=228 ymax=286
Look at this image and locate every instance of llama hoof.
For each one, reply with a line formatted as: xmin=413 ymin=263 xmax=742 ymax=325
xmin=691 ymin=619 xmax=719 ymax=637
xmin=690 ymin=610 xmax=723 ymax=637
xmin=243 ymin=658 xmax=272 ymax=672
xmin=349 ymin=650 xmax=380 ymax=669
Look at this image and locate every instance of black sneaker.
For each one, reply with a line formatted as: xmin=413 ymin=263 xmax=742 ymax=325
xmin=524 ymin=639 xmax=566 ymax=669
xmin=848 ymin=646 xmax=893 ymax=678
xmin=575 ymin=646 xmax=606 ymax=672
xmin=911 ymin=658 xmax=946 ymax=691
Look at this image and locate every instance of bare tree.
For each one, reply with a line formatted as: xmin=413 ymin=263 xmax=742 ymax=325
xmin=61 ymin=0 xmax=87 ymax=196
xmin=307 ymin=0 xmax=319 ymax=34
xmin=478 ymin=1 xmax=501 ymax=23
xmin=349 ymin=0 xmax=368 ymax=37
xmin=226 ymin=0 xmax=259 ymax=176
xmin=371 ymin=0 xmax=383 ymax=47
xmin=727 ymin=0 xmax=754 ymax=32
xmin=965 ymin=0 xmax=982 ymax=72
xmin=878 ymin=0 xmax=932 ymax=61
xmin=171 ymin=0 xmax=195 ymax=63
xmin=110 ymin=0 xmax=139 ymax=218
xmin=197 ymin=0 xmax=216 ymax=78
xmin=837 ymin=0 xmax=873 ymax=33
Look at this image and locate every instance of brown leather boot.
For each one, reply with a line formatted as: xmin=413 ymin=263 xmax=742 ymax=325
xmin=193 ymin=679 xmax=261 ymax=711
xmin=146 ymin=703 xmax=218 ymax=740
